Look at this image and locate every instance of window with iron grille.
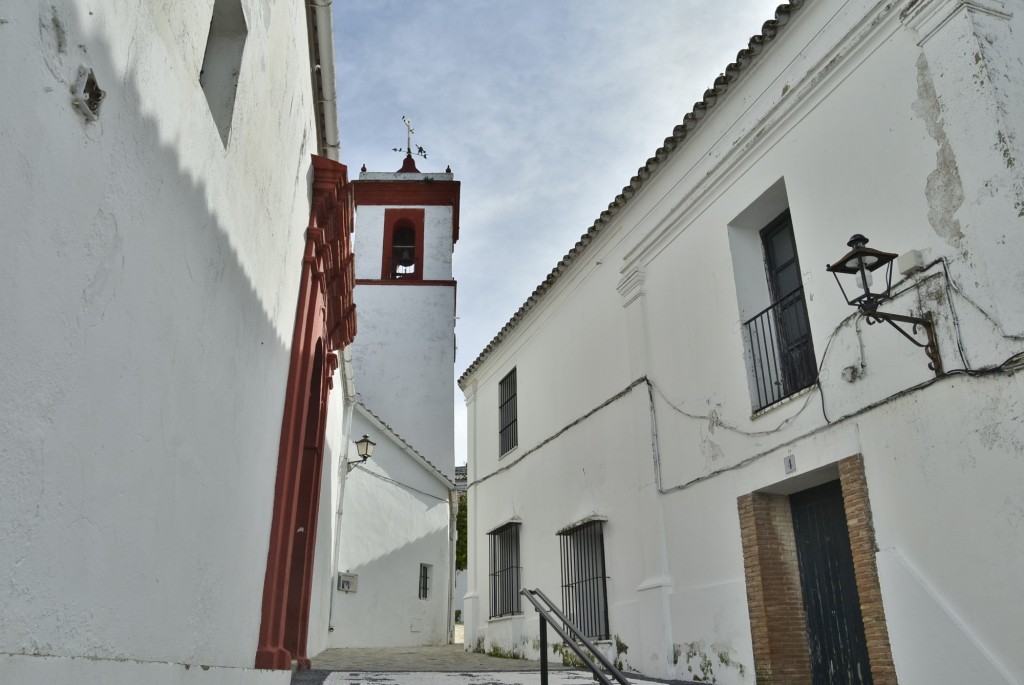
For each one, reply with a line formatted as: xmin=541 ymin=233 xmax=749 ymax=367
xmin=488 ymin=522 xmax=522 ymax=618
xmin=418 ymin=563 xmax=431 ymax=600
xmin=558 ymin=520 xmax=609 ymax=640
xmin=498 ymin=368 xmax=518 ymax=455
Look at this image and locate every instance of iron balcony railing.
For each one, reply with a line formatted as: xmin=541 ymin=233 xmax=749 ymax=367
xmin=741 ymin=287 xmax=817 ymax=412
xmin=521 ymin=588 xmax=631 ymax=685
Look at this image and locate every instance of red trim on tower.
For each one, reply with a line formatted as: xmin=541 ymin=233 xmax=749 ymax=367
xmin=356 ymin=279 xmax=456 ymax=287
xmin=353 ymin=180 xmax=461 ymax=244
xmin=381 ymin=208 xmax=425 ymax=280
xmin=256 ymin=156 xmax=356 ymax=671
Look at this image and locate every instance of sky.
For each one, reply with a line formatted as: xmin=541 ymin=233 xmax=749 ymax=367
xmin=333 ymin=1 xmax=784 ymax=465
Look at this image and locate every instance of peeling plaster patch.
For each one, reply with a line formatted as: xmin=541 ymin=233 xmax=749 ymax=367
xmin=701 ymin=430 xmax=725 ymax=464
xmin=899 ymin=0 xmax=921 ymax=21
xmin=80 ymin=210 xmax=123 ymax=318
xmin=996 ymin=131 xmax=1016 ymax=169
xmin=913 ymin=54 xmax=965 ymax=248
xmin=39 ymin=6 xmax=71 ymax=82
xmin=48 ymin=7 xmax=66 ymax=53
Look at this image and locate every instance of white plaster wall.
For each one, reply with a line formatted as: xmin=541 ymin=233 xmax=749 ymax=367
xmin=0 ymin=1 xmax=333 ymax=682
xmin=353 ymin=202 xmax=455 ymax=282
xmin=454 ymin=570 xmax=467 ymax=623
xmin=331 ymin=414 xmax=453 ymax=647
xmin=306 ymin=400 xmax=352 ymax=659
xmin=462 ymin=0 xmax=1024 ymax=682
xmin=350 ymin=284 xmax=457 ymax=474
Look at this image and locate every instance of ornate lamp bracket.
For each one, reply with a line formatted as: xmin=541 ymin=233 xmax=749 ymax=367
xmin=864 ymin=311 xmax=943 ymax=376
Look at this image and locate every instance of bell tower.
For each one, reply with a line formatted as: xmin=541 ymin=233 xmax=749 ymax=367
xmin=349 ymin=128 xmax=459 ymax=477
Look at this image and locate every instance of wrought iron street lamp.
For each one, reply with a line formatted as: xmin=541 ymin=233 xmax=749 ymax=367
xmin=347 ymin=434 xmax=376 ymax=472
xmin=827 ymin=235 xmax=942 ymax=375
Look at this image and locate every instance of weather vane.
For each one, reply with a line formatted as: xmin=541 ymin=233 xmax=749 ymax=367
xmin=392 ymin=115 xmax=428 ymax=160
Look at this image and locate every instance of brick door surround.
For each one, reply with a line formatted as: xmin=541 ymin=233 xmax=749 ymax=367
xmin=738 ymin=454 xmax=898 ymax=685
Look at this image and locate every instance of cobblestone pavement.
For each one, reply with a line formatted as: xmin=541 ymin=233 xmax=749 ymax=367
xmin=293 ymin=644 xmax=697 ymax=685
xmin=297 ymin=669 xmax=680 ymax=685
xmin=306 ymin=644 xmax=568 ymax=673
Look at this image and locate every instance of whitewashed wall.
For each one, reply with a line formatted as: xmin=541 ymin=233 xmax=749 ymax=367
xmin=352 ymin=191 xmax=455 ymax=282
xmin=307 ymin=403 xmax=352 ymax=660
xmin=0 ymin=2 xmax=339 ymax=683
xmin=349 ymin=285 xmax=456 ymax=473
xmin=331 ymin=410 xmax=454 ymax=647
xmin=463 ymin=0 xmax=1024 ymax=682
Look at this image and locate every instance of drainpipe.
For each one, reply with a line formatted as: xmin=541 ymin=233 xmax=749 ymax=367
xmin=327 ymin=359 xmax=355 ymax=635
xmin=308 ymin=1 xmax=341 ymax=162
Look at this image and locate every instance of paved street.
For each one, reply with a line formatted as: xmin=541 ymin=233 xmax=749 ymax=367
xmin=294 ymin=643 xmax=696 ymax=685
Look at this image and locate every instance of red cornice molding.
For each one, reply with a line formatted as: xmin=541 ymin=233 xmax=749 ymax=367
xmin=353 ymin=180 xmax=461 ymax=244
xmin=311 ymin=156 xmax=358 ymax=350
xmin=356 ymin=279 xmax=456 ymax=287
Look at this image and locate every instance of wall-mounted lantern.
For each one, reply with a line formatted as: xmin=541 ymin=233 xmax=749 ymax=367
xmin=347 ymin=434 xmax=376 ymax=472
xmin=827 ymin=235 xmax=942 ymax=375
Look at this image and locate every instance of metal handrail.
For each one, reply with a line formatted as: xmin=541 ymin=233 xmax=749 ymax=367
xmin=520 ymin=588 xmax=631 ymax=685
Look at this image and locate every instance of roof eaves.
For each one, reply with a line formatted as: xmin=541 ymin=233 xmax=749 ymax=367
xmin=457 ymin=1 xmax=804 ymax=389
xmin=354 ymin=402 xmax=456 ymax=490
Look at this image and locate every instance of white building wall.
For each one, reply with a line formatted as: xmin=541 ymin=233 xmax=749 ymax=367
xmin=353 ymin=202 xmax=455 ymax=282
xmin=463 ymin=0 xmax=1024 ymax=682
xmin=332 ymin=411 xmax=454 ymax=647
xmin=306 ymin=403 xmax=352 ymax=660
xmin=349 ymin=285 xmax=456 ymax=473
xmin=0 ymin=2 xmax=343 ymax=682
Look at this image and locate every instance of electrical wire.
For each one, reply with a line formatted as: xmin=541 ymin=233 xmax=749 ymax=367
xmin=348 ymin=463 xmax=450 ymax=502
xmin=467 ymin=259 xmax=1024 ymax=496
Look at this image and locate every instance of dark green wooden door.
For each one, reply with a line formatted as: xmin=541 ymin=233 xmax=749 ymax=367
xmin=790 ymin=481 xmax=873 ymax=685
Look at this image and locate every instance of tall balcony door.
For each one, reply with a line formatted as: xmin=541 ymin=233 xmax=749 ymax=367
xmin=760 ymin=211 xmax=816 ymax=400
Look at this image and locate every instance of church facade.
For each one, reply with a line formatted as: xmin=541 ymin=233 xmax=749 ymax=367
xmin=1 ymin=1 xmax=354 ymax=682
xmin=460 ymin=1 xmax=1024 ymax=684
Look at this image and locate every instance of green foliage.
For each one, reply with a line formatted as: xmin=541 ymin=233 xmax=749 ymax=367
xmin=456 ymin=492 xmax=467 ymax=571
xmin=488 ymin=643 xmax=525 ymax=659
xmin=683 ymin=642 xmax=747 ymax=683
xmin=614 ymin=635 xmax=629 ymax=671
xmin=551 ymin=642 xmax=590 ymax=669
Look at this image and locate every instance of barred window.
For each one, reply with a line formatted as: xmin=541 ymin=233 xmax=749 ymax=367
xmin=558 ymin=520 xmax=609 ymax=640
xmin=418 ymin=563 xmax=431 ymax=600
xmin=498 ymin=368 xmax=518 ymax=455
xmin=488 ymin=522 xmax=522 ymax=618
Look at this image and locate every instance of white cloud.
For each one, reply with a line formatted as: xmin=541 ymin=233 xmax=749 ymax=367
xmin=335 ymin=0 xmax=787 ymax=464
